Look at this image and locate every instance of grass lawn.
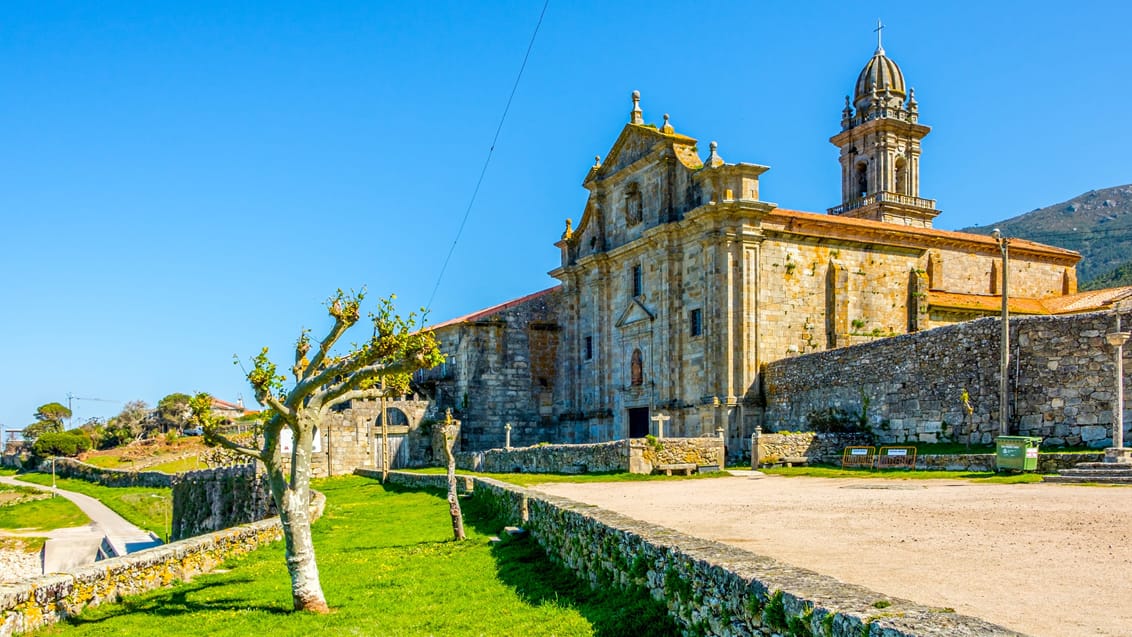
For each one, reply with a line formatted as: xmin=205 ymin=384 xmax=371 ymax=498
xmin=0 ymin=483 xmax=89 ymax=531
xmin=759 ymin=465 xmax=1046 ymax=483
xmin=402 ymin=466 xmax=730 ymax=487
xmin=147 ymin=456 xmax=204 ymax=474
xmin=15 ymin=473 xmax=171 ymax=538
xmin=34 ymin=475 xmax=676 ymax=637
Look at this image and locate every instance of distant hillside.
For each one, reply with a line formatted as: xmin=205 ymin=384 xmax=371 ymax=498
xmin=1082 ymin=261 xmax=1132 ymax=290
xmin=961 ymin=184 xmax=1132 ymax=284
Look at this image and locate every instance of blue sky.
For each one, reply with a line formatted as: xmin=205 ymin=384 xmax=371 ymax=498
xmin=4 ymin=1 xmax=1132 ymax=433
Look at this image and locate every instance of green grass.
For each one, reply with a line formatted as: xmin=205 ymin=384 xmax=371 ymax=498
xmin=0 ymin=468 xmax=18 ymax=476
xmin=0 ymin=485 xmax=89 ymax=531
xmin=402 ymin=466 xmax=731 ymax=487
xmin=759 ymin=465 xmax=1046 ymax=483
xmin=80 ymin=455 xmax=131 ymax=469
xmin=34 ymin=475 xmax=677 ymax=637
xmin=147 ymin=456 xmax=204 ymax=474
xmin=15 ymin=473 xmax=171 ymax=538
xmin=0 ymin=536 xmax=48 ymax=552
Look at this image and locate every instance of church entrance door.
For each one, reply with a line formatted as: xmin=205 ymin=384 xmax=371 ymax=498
xmin=628 ymin=407 xmax=650 ymax=438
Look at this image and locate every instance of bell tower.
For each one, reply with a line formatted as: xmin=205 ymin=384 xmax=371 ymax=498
xmin=828 ymin=23 xmax=939 ymax=227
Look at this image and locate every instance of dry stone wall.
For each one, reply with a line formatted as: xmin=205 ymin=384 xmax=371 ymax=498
xmin=380 ymin=470 xmax=1020 ymax=637
xmin=170 ymin=464 xmax=275 ymax=541
xmin=0 ymin=492 xmax=325 ymax=636
xmin=764 ymin=310 xmax=1132 ymax=447
xmin=453 ymin=437 xmax=724 ymax=475
xmin=32 ymin=458 xmax=171 ymax=488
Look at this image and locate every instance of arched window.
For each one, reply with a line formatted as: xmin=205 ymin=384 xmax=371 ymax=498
xmin=855 ymin=162 xmax=868 ymax=198
xmin=376 ymin=407 xmax=410 ymax=428
xmin=894 ymin=157 xmax=907 ymax=195
xmin=630 ymin=349 xmax=644 ymax=386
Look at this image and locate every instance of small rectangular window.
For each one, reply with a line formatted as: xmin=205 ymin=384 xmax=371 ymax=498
xmin=584 ymin=336 xmax=593 ymax=360
xmin=690 ymin=308 xmax=703 ymax=337
xmin=631 ymin=265 xmax=642 ymax=297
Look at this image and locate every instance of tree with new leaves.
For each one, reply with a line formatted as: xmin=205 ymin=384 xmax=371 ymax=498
xmin=189 ymin=289 xmax=442 ymax=613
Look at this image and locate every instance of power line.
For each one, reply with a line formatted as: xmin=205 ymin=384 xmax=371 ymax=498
xmin=424 ymin=0 xmax=551 ymax=314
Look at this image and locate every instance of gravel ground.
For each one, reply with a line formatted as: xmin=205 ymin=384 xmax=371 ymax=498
xmin=533 ymin=474 xmax=1132 ymax=637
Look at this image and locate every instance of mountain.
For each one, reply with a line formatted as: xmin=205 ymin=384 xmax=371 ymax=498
xmin=960 ymin=184 xmax=1132 ymax=285
xmin=1082 ymin=260 xmax=1132 ymax=290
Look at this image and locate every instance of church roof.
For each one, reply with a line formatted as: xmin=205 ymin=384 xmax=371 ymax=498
xmin=854 ymin=48 xmax=906 ymax=107
xmin=928 ymin=287 xmax=1132 ymax=315
xmin=426 ymin=286 xmax=560 ymax=331
xmin=769 ymin=208 xmax=1080 ymax=263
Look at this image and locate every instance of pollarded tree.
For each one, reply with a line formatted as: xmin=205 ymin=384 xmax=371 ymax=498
xmin=190 ymin=290 xmax=442 ymax=613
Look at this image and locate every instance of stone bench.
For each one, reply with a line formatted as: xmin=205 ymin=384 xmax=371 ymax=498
xmin=654 ymin=463 xmax=697 ymax=476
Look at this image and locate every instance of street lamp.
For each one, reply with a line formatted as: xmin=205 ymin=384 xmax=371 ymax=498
xmin=150 ymin=494 xmax=170 ymax=543
xmin=991 ymin=229 xmax=1010 ymax=436
xmin=1105 ymin=303 xmax=1131 ymax=455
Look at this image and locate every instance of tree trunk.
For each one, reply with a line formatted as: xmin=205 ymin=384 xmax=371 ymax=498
xmin=265 ymin=423 xmax=330 ymax=613
xmin=442 ymin=419 xmax=465 ymax=541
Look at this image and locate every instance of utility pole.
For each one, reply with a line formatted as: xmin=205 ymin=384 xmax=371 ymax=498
xmin=992 ymin=229 xmax=1010 ymax=436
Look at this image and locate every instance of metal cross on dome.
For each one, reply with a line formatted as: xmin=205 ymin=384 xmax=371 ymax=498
xmin=874 ymin=19 xmax=885 ymax=53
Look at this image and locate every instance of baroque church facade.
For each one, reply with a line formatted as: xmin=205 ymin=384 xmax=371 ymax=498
xmin=417 ymin=40 xmax=1112 ymax=454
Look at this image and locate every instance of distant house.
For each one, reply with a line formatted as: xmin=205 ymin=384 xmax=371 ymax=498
xmin=210 ymin=397 xmax=249 ymax=422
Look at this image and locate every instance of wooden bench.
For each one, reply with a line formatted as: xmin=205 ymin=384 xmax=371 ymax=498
xmin=654 ymin=463 xmax=697 ymax=476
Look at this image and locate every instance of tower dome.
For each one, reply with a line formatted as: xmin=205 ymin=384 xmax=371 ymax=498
xmin=853 ymin=48 xmax=906 ymax=111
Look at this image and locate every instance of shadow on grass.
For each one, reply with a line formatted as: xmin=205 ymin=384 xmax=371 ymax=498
xmin=61 ymin=577 xmax=293 ymax=628
xmin=459 ymin=495 xmax=680 ymax=637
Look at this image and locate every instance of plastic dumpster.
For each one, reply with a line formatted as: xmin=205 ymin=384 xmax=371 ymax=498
xmin=995 ymin=436 xmax=1041 ymax=471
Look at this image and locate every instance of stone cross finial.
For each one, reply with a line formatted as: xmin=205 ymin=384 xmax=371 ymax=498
xmin=661 ymin=113 xmax=674 ymax=134
xmin=630 ymin=90 xmax=643 ymax=125
xmin=651 ymin=412 xmax=671 ymax=439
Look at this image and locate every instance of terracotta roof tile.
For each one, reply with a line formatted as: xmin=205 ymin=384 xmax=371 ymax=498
xmin=927 ymin=286 xmax=1132 ymax=316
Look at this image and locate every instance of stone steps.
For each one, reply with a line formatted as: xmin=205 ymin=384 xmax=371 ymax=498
xmin=1043 ymin=461 xmax=1132 ymax=485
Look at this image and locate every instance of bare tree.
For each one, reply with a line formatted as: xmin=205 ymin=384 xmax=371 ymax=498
xmin=440 ymin=409 xmax=465 ymax=541
xmin=190 ymin=290 xmax=441 ymax=613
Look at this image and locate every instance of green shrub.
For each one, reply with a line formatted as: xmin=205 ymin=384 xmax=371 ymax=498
xmin=31 ymin=431 xmax=92 ymax=457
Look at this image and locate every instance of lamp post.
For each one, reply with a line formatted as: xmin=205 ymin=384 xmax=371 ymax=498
xmin=150 ymin=493 xmax=170 ymax=543
xmin=991 ymin=228 xmax=1010 ymax=436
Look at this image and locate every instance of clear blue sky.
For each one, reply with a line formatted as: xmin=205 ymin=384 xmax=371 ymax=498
xmin=4 ymin=1 xmax=1132 ymax=433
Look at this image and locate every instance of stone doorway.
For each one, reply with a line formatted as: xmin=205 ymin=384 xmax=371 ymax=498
xmin=628 ymin=407 xmax=650 ymax=438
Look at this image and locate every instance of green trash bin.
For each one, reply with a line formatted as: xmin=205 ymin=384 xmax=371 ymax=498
xmin=996 ymin=436 xmax=1041 ymax=471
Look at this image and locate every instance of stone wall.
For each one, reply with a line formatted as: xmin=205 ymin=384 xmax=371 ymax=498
xmin=170 ymin=464 xmax=275 ymax=541
xmin=308 ymin=398 xmax=432 ymax=477
xmin=32 ymin=458 xmax=172 ymax=488
xmin=453 ymin=437 xmax=723 ymax=475
xmin=379 ymin=470 xmax=1017 ymax=636
xmin=422 ymin=288 xmax=560 ymax=452
xmin=0 ymin=492 xmax=325 ymax=636
xmin=751 ymin=431 xmax=873 ymax=466
xmin=764 ymin=310 xmax=1132 ymax=447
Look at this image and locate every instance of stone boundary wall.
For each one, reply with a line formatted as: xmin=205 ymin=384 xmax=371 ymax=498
xmin=454 ymin=438 xmax=725 ymax=475
xmin=764 ymin=311 xmax=1132 ymax=447
xmin=171 ymin=464 xmax=275 ymax=541
xmin=377 ymin=470 xmax=1019 ymax=636
xmin=32 ymin=458 xmax=172 ymax=488
xmin=751 ymin=432 xmax=1103 ymax=471
xmin=0 ymin=492 xmax=325 ymax=636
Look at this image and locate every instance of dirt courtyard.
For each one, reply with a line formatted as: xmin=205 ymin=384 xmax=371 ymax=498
xmin=533 ymin=474 xmax=1132 ymax=637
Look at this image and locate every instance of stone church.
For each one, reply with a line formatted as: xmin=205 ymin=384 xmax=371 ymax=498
xmin=413 ymin=39 xmax=1123 ymax=454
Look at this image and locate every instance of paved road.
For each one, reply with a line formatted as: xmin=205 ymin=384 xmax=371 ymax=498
xmin=1 ymin=475 xmax=161 ymax=557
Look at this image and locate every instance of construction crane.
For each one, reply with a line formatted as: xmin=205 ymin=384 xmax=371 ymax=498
xmin=66 ymin=393 xmax=119 ymax=428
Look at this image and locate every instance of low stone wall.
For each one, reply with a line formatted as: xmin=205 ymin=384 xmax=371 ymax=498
xmin=457 ymin=440 xmax=630 ymax=474
xmin=914 ymin=452 xmax=1104 ymax=472
xmin=33 ymin=458 xmax=172 ymax=488
xmin=171 ymin=464 xmax=275 ymax=541
xmin=0 ymin=492 xmax=325 ymax=636
xmin=379 ymin=470 xmax=1018 ymax=636
xmin=454 ymin=438 xmax=724 ymax=475
xmin=629 ymin=437 xmax=725 ymax=473
xmin=752 ymin=431 xmax=872 ymax=466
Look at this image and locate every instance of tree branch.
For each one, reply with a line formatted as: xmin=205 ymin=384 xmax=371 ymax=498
xmin=321 ymin=387 xmax=388 ymax=415
xmin=304 ymin=317 xmax=350 ymax=381
xmin=206 ymin=430 xmax=265 ymax=462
